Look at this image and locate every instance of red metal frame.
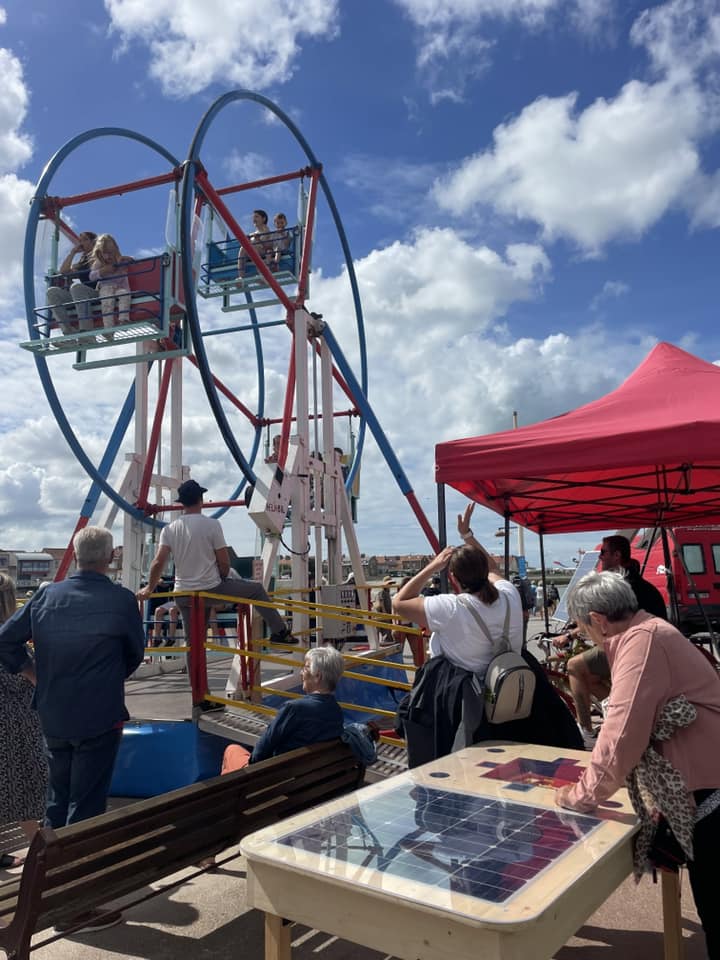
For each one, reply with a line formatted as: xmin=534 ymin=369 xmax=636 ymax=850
xmin=278 ymin=349 xmax=296 ymax=470
xmin=187 ymin=354 xmax=260 ymax=426
xmin=189 ymin=595 xmax=208 ymax=705
xmin=406 ymin=491 xmax=440 ymax=553
xmin=135 ymin=358 xmax=175 ymax=511
xmin=55 ymin=516 xmax=90 ymax=580
xmin=216 ymin=167 xmax=313 ymax=197
xmin=143 ymin=499 xmax=248 ymax=516
xmin=42 ymin=169 xmax=181 ymax=212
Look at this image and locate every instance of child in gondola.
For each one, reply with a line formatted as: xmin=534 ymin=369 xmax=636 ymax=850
xmin=89 ymin=234 xmax=133 ymax=332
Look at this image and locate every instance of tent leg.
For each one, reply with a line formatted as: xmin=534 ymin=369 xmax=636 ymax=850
xmin=504 ymin=512 xmax=510 ymax=579
xmin=437 ymin=482 xmax=448 ymax=592
xmin=539 ymin=532 xmax=549 ymax=632
xmin=661 ymin=527 xmax=681 ymax=626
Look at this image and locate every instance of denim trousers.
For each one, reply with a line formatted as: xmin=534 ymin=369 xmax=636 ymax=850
xmin=43 ymin=727 xmax=122 ymax=828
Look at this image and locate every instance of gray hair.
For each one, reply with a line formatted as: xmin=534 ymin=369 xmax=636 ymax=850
xmin=73 ymin=526 xmax=114 ymax=570
xmin=567 ymin=570 xmax=638 ymax=624
xmin=0 ymin=573 xmax=17 ymax=625
xmin=305 ymin=645 xmax=345 ymax=691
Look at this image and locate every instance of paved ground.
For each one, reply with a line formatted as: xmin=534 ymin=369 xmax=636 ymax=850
xmin=13 ymin=852 xmax=705 ymax=959
xmin=3 ymin=614 xmax=709 ymax=958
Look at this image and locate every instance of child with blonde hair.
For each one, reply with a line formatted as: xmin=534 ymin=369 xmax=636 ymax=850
xmin=89 ymin=234 xmax=133 ymax=333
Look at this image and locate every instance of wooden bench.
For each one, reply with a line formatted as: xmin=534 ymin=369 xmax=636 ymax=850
xmin=0 ymin=739 xmax=363 ymax=960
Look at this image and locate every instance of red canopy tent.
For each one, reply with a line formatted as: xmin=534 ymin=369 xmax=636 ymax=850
xmin=435 ymin=342 xmax=720 ymax=534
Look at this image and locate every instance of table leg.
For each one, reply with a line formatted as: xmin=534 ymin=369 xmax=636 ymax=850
xmin=661 ymin=870 xmax=684 ymax=960
xmin=265 ymin=912 xmax=292 ymax=960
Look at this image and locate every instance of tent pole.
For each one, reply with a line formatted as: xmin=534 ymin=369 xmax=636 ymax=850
xmin=660 ymin=527 xmax=680 ymax=626
xmin=539 ymin=531 xmax=549 ymax=632
xmin=503 ymin=512 xmax=511 ymax=579
xmin=437 ymin=482 xmax=447 ymax=548
xmin=437 ymin=482 xmax=448 ymax=592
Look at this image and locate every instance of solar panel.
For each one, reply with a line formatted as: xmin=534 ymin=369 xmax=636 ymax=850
xmin=278 ymin=782 xmax=602 ymax=905
xmin=552 ymin=550 xmax=600 ymax=623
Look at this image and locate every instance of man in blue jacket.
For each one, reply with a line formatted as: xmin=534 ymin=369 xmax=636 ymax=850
xmin=0 ymin=526 xmax=145 ymax=828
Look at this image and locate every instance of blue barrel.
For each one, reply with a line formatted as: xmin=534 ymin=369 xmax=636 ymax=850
xmin=111 ymin=719 xmax=232 ymax=797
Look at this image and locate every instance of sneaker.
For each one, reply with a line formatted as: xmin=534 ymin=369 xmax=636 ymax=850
xmin=579 ymin=727 xmax=597 ymax=751
xmin=270 ymin=628 xmax=299 ymax=645
xmin=54 ymin=909 xmax=123 ymax=934
xmin=600 ymin=697 xmax=611 ymax=718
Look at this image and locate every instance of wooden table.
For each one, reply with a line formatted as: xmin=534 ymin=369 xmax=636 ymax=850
xmin=242 ymin=742 xmax=651 ymax=960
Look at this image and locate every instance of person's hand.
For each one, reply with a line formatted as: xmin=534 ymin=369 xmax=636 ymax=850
xmin=136 ymin=586 xmax=153 ymax=603
xmin=427 ymin=546 xmax=454 ymax=572
xmin=552 ymin=633 xmax=572 ymax=650
xmin=555 ymin=785 xmax=575 ymax=809
xmin=457 ymin=502 xmax=475 ymax=538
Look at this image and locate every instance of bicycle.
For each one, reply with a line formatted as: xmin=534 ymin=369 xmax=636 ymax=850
xmin=530 ymin=625 xmax=599 ymax=722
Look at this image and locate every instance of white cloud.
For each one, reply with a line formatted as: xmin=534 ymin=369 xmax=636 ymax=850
xmin=313 ymin=228 xmax=550 ymax=343
xmin=104 ymin=0 xmax=339 ymax=97
xmin=685 ymin=168 xmax=720 ymax=228
xmin=0 ymin=44 xmax=33 ymax=306
xmin=340 ymin=154 xmax=444 ymax=224
xmin=0 ymin=174 xmax=34 ymax=305
xmin=433 ymin=79 xmax=704 ymax=253
xmin=631 ymin=0 xmax=720 ymax=84
xmin=223 ymin=151 xmax=273 ymax=183
xmin=395 ymin=0 xmax=567 ymax=29
xmin=0 ymin=48 xmax=32 ymax=174
xmin=590 ymin=278 xmax=629 ymax=312
xmin=393 ymin=0 xmax=613 ymax=101
xmin=0 ymin=8 xmax=6 ymax=26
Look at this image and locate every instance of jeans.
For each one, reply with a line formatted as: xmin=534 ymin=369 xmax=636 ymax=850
xmin=176 ymin=577 xmax=287 ymax=638
xmin=46 ymin=282 xmax=97 ymax=332
xmin=44 ymin=728 xmax=122 ymax=828
xmin=688 ymin=796 xmax=720 ymax=959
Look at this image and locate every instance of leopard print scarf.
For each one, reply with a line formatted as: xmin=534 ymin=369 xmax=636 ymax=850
xmin=625 ymin=694 xmax=696 ymax=880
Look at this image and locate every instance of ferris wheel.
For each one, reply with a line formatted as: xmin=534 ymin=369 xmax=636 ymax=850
xmin=21 ymin=91 xmax=439 ymax=603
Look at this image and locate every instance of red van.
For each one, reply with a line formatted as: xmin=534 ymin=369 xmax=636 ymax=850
xmin=631 ymin=527 xmax=720 ymax=631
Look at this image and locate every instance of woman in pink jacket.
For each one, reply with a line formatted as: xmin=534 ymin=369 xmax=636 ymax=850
xmin=556 ymin=570 xmax=720 ymax=958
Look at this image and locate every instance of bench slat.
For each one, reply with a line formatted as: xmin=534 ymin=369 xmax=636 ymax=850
xmin=0 ymin=739 xmax=364 ymax=957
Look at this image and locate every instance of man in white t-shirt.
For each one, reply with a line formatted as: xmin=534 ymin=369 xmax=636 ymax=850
xmin=137 ymin=479 xmax=294 ymax=644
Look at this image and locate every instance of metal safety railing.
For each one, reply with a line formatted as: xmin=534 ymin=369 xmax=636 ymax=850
xmin=138 ymin=586 xmax=419 ymax=746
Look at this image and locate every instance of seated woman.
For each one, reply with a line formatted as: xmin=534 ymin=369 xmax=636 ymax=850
xmin=221 ymin=645 xmax=345 ymax=772
xmin=237 ymin=209 xmax=273 ymax=279
xmin=556 ymin=570 xmax=720 ymax=957
xmin=46 ymin=231 xmax=98 ymax=334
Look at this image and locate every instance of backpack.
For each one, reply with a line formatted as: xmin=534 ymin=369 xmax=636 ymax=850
xmin=458 ymin=593 xmax=536 ymax=724
xmin=518 ymin=579 xmax=535 ymax=611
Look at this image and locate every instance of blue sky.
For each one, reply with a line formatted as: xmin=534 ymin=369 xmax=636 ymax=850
xmin=1 ymin=0 xmax=719 ymax=567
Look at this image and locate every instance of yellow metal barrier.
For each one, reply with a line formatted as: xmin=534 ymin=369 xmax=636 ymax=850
xmin=141 ymin=588 xmax=421 ymax=728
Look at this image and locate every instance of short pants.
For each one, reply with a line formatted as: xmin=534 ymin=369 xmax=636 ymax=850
xmin=581 ymin=645 xmax=611 ymax=684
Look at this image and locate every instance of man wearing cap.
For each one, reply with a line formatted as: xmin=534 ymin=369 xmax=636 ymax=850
xmin=138 ymin=479 xmax=294 ymax=645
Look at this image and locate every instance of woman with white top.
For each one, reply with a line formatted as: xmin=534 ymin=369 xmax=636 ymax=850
xmin=392 ymin=503 xmax=523 ymax=669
